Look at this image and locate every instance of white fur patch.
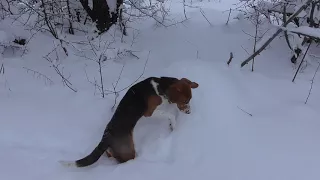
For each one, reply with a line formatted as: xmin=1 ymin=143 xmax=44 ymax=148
xmin=152 ymin=99 xmax=179 ymax=131
xmin=150 ymin=79 xmax=160 ymax=96
xmin=149 ymin=78 xmax=180 ymax=130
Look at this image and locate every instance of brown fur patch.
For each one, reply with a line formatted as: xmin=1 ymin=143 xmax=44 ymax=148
xmin=144 ymin=95 xmax=162 ymax=117
xmin=107 ymin=134 xmax=136 ymax=163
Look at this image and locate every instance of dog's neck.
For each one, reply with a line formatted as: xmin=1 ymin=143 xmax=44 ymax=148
xmin=151 ymin=77 xmax=178 ymax=103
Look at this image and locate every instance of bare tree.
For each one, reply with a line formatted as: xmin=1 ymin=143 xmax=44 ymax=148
xmin=79 ymin=0 xmax=122 ymax=33
xmin=238 ymin=0 xmax=314 ymax=68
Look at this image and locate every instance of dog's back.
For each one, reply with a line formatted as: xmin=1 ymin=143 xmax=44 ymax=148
xmin=106 ymin=77 xmax=156 ymax=135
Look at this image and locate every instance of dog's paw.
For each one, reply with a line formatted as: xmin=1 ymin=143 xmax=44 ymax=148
xmin=184 ymin=109 xmax=191 ymax=114
xmin=169 ymin=123 xmax=175 ymax=131
xmin=169 ymin=117 xmax=176 ymax=131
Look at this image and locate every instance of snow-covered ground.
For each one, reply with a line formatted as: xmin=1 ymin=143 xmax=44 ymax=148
xmin=1 ymin=0 xmax=320 ymax=180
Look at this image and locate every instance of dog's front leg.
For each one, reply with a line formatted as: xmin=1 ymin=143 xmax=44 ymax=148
xmin=168 ymin=113 xmax=176 ymax=131
xmin=169 ymin=108 xmax=179 ymax=131
xmin=152 ymin=109 xmax=178 ymax=131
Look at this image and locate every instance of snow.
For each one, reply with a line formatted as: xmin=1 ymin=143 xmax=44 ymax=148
xmin=1 ymin=0 xmax=320 ymax=180
xmin=0 ymin=30 xmax=7 ymax=42
xmin=281 ymin=25 xmax=320 ymax=39
xmin=106 ymin=0 xmax=118 ymax=13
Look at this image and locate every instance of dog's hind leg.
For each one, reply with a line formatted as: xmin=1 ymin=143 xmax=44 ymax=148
xmin=109 ymin=133 xmax=136 ymax=163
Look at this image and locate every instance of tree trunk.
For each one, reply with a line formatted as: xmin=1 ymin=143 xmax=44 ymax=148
xmin=80 ymin=0 xmax=123 ymax=33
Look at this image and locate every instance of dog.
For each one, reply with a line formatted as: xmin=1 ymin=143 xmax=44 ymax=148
xmin=60 ymin=76 xmax=199 ymax=167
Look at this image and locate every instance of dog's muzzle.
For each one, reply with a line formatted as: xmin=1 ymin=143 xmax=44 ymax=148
xmin=178 ymin=103 xmax=191 ymax=114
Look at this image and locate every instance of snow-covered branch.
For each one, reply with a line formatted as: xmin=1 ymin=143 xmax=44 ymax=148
xmin=240 ymin=0 xmax=314 ymax=67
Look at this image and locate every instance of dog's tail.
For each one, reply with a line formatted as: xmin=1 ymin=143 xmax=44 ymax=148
xmin=60 ymin=140 xmax=108 ymax=167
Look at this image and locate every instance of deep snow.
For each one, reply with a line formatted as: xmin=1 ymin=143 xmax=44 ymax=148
xmin=1 ymin=0 xmax=320 ymax=180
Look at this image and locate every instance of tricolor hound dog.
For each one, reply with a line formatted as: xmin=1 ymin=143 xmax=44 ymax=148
xmin=60 ymin=76 xmax=199 ymax=166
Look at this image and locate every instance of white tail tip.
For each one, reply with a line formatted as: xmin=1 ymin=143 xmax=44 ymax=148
xmin=59 ymin=160 xmax=77 ymax=167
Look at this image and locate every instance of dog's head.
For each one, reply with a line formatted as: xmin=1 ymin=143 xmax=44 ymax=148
xmin=166 ymin=78 xmax=199 ymax=114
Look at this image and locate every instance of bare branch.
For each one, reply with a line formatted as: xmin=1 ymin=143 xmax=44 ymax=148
xmin=23 ymin=67 xmax=54 ymax=85
xmin=200 ymin=8 xmax=212 ymax=26
xmin=226 ymin=8 xmax=232 ymax=25
xmin=105 ymin=51 xmax=151 ymax=95
xmin=0 ymin=63 xmax=4 ymax=74
xmin=111 ymin=63 xmax=126 ymax=111
xmin=227 ymin=52 xmax=234 ymax=66
xmin=43 ymin=42 xmax=77 ymax=92
xmin=237 ymin=106 xmax=253 ymax=117
xmin=242 ymin=30 xmax=254 ymax=38
xmin=292 ymin=42 xmax=312 ymax=82
xmin=241 ymin=45 xmax=250 ymax=55
xmin=98 ymin=55 xmax=105 ymax=98
xmin=283 ymin=4 xmax=293 ymax=51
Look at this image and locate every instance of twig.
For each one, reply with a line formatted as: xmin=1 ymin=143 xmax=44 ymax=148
xmin=98 ymin=55 xmax=105 ymax=98
xmin=40 ymin=0 xmax=58 ymax=39
xmin=241 ymin=45 xmax=250 ymax=55
xmin=185 ymin=40 xmax=200 ymax=59
xmin=226 ymin=8 xmax=232 ymax=25
xmin=43 ymin=42 xmax=77 ymax=92
xmin=252 ymin=8 xmax=259 ymax=72
xmin=0 ymin=62 xmax=11 ymax=92
xmin=23 ymin=67 xmax=54 ymax=85
xmin=111 ymin=64 xmax=126 ymax=111
xmin=305 ymin=62 xmax=320 ymax=104
xmin=52 ymin=64 xmax=77 ymax=92
xmin=237 ymin=106 xmax=253 ymax=117
xmin=242 ymin=30 xmax=254 ymax=38
xmin=183 ymin=0 xmax=188 ymax=19
xmin=105 ymin=51 xmax=151 ymax=95
xmin=227 ymin=52 xmax=234 ymax=66
xmin=283 ymin=4 xmax=293 ymax=51
xmin=125 ymin=0 xmax=187 ymax=28
xmin=131 ymin=30 xmax=140 ymax=47
xmin=66 ymin=0 xmax=74 ymax=34
xmin=309 ymin=54 xmax=320 ymax=59
xmin=84 ymin=65 xmax=113 ymax=95
xmin=0 ymin=63 xmax=4 ymax=74
xmin=292 ymin=42 xmax=312 ymax=82
xmin=200 ymin=8 xmax=212 ymax=26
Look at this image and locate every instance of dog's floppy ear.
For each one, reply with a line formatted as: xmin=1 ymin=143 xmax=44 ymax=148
xmin=181 ymin=78 xmax=199 ymax=89
xmin=166 ymin=84 xmax=181 ymax=103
